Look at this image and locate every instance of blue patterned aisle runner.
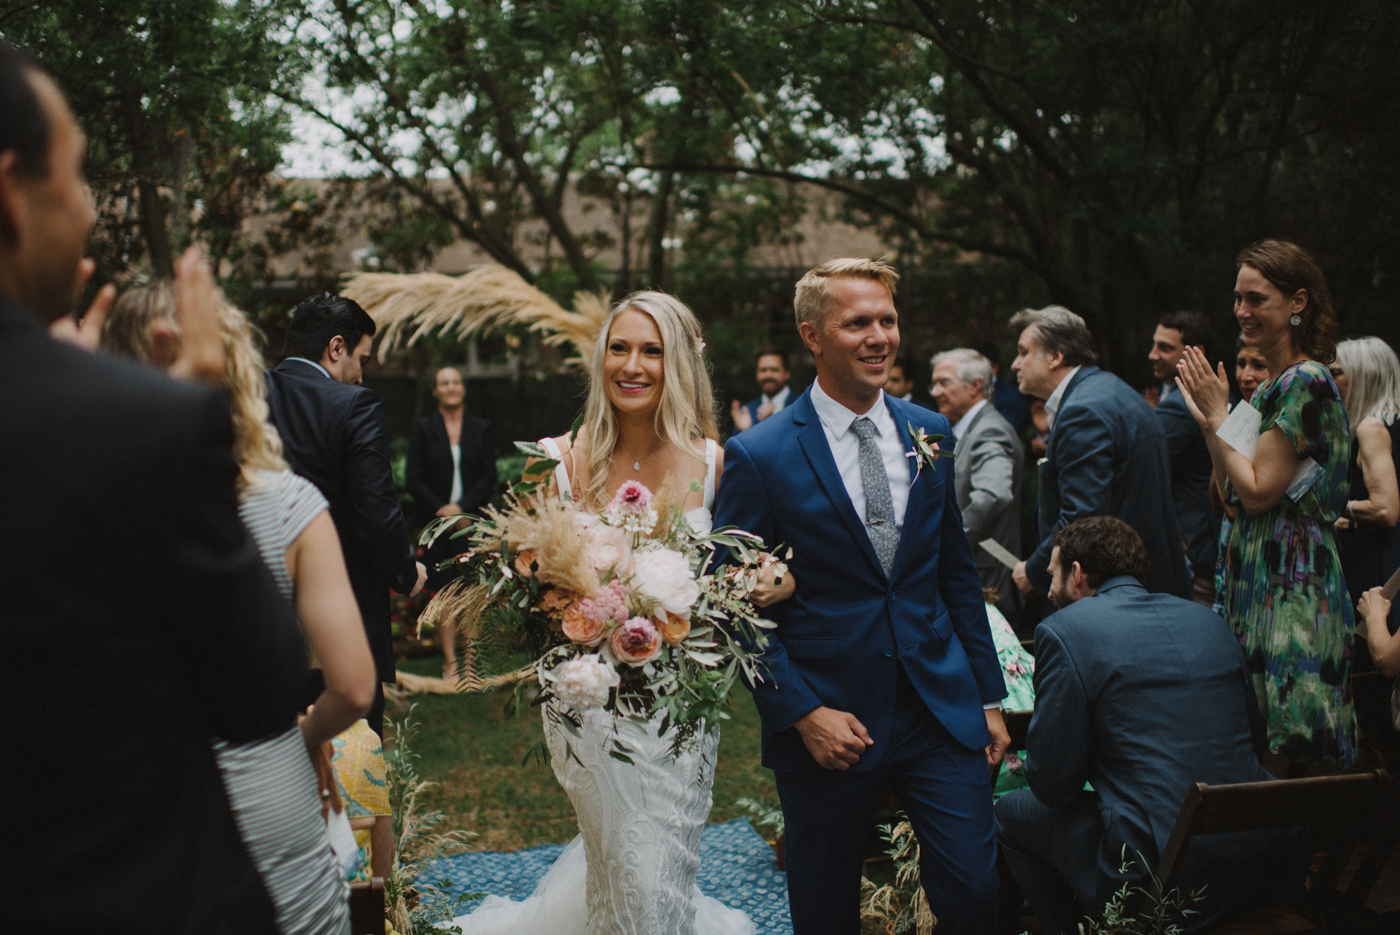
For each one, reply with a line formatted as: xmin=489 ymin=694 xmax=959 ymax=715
xmin=424 ymin=818 xmax=792 ymax=935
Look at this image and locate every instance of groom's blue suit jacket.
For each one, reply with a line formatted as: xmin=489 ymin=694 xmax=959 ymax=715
xmin=714 ymin=389 xmax=1006 ymax=773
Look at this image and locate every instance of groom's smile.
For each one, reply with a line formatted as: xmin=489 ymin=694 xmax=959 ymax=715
xmin=799 ymin=275 xmax=900 ymax=412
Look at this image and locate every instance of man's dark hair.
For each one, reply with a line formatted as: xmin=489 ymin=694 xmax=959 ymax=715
xmin=0 ymin=41 xmax=51 ymax=178
xmin=284 ymin=293 xmax=377 ymax=361
xmin=1158 ymin=310 xmax=1212 ymax=356
xmin=755 ymin=344 xmax=789 ymax=370
xmin=1008 ymin=305 xmax=1099 ymax=368
xmin=1052 ymin=516 xmax=1150 ymax=590
xmin=889 ymin=357 xmax=910 ymax=378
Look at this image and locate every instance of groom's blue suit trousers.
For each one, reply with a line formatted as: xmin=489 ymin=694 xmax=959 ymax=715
xmin=774 ymin=666 xmax=998 ymax=935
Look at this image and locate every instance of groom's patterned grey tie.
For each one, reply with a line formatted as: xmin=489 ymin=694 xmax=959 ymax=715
xmin=853 ymin=417 xmax=898 ymax=575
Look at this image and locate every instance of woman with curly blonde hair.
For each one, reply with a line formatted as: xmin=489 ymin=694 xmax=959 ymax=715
xmin=102 ymin=285 xmax=377 ymax=933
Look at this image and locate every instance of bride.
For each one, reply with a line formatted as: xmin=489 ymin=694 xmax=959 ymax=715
xmin=452 ymin=291 xmax=794 ymax=935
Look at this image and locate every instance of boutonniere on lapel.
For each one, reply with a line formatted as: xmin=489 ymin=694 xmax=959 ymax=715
xmin=907 ymin=421 xmax=953 ymax=480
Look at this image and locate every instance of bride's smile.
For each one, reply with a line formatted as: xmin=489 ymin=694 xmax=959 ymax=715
xmin=603 ymin=309 xmax=665 ymax=414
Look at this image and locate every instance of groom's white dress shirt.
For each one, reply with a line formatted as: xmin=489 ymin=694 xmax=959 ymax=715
xmin=810 ymin=378 xmax=911 ymax=535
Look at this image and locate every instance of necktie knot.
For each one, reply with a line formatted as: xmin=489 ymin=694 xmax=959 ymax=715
xmin=853 ymin=416 xmax=876 ymax=440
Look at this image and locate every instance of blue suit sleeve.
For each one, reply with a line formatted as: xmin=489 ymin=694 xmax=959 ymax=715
xmin=712 ymin=435 xmax=824 ymax=731
xmin=935 ymin=435 xmax=1007 ymax=706
xmin=1024 ymin=624 xmax=1093 ymax=807
xmin=1025 ymin=403 xmax=1116 ymax=589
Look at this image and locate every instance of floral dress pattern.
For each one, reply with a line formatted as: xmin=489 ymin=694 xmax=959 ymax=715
xmin=1217 ymin=360 xmax=1355 ymax=767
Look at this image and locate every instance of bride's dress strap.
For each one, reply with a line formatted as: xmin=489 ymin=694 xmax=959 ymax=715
xmin=703 ymin=438 xmax=718 ymax=512
xmin=538 ymin=437 xmax=572 ymax=503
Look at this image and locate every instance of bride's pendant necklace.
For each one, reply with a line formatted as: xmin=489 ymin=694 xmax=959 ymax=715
xmin=623 ymin=438 xmax=664 ymax=471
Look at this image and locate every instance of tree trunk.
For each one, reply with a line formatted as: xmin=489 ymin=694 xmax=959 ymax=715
xmin=121 ymin=85 xmax=173 ymax=279
xmin=644 ymin=169 xmax=674 ymax=289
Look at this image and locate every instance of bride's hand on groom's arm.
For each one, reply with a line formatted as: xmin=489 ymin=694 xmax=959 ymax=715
xmin=748 ymin=553 xmax=796 ymax=607
xmin=795 ymin=706 xmax=874 ymax=770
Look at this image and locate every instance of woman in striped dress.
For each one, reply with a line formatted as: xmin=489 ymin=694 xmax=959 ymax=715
xmin=103 ymin=285 xmax=377 ymax=934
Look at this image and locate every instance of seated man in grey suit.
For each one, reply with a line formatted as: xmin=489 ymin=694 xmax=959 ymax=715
xmin=995 ymin=517 xmax=1296 ymax=934
xmin=930 ymin=348 xmax=1023 ymax=625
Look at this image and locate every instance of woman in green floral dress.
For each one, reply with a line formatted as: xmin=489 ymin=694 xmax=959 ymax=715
xmin=1178 ymin=239 xmax=1355 ymax=770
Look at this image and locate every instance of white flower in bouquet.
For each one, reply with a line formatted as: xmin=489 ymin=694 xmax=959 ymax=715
xmin=604 ymin=479 xmax=657 ymax=533
xmin=631 ymin=547 xmax=700 ymax=618
xmin=548 ymin=654 xmax=621 ymax=711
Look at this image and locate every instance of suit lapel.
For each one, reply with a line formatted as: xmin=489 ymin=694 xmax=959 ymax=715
xmin=887 ymin=398 xmax=925 ymax=582
xmin=953 ymin=402 xmax=989 ymax=458
xmin=792 ymin=393 xmax=886 ymax=580
xmin=1045 ymin=366 xmax=1095 ymax=451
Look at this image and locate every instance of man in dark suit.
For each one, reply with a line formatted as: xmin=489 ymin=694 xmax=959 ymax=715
xmin=730 ymin=344 xmax=793 ymax=431
xmin=265 ymin=293 xmax=425 ymax=735
xmin=714 ymin=258 xmax=1009 ymax=934
xmin=1150 ymin=310 xmax=1221 ymax=606
xmin=1008 ymin=305 xmax=1190 ymax=599
xmin=884 ymin=357 xmax=935 ymax=410
xmin=1 ymin=44 xmax=306 ymax=932
xmin=931 ymin=348 xmax=1024 ymax=625
xmin=995 ymin=517 xmax=1293 ymax=933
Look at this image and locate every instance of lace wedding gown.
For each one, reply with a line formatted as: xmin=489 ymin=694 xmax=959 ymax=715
xmin=452 ymin=439 xmax=754 ymax=935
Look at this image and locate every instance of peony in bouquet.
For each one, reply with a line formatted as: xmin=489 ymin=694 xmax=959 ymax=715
xmin=418 ymin=442 xmax=780 ymax=759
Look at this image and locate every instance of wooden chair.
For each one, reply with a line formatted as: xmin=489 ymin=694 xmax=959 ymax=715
xmin=349 ymin=877 xmax=386 ymax=935
xmin=1142 ymin=770 xmax=1391 ymax=931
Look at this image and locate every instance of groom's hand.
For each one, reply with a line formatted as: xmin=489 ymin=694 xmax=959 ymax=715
xmin=794 ymin=706 xmax=873 ymax=770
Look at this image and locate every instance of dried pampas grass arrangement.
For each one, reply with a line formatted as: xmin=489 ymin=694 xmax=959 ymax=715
xmin=341 ymin=265 xmax=610 ymax=364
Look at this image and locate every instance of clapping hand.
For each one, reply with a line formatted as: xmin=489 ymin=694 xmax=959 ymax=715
xmin=756 ymin=400 xmax=774 ymax=422
xmin=1176 ymin=345 xmax=1231 ymax=433
xmin=730 ymin=399 xmax=754 ymax=432
xmin=48 ymin=258 xmax=115 ymax=351
xmin=1359 ymin=587 xmax=1392 ymax=638
xmin=165 ymin=246 xmax=226 ymax=383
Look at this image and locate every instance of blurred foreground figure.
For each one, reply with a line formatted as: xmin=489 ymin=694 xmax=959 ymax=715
xmin=0 ymin=42 xmax=306 ymax=933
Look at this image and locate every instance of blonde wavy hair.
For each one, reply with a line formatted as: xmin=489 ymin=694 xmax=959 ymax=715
xmin=578 ymin=291 xmax=717 ymax=510
xmin=100 ymin=283 xmax=287 ymax=487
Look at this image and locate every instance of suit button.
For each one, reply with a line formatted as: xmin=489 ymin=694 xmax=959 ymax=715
xmin=884 ymin=646 xmax=894 ymax=657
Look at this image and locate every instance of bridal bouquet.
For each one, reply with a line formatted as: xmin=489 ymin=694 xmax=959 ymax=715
xmin=419 ymin=441 xmax=780 ymax=759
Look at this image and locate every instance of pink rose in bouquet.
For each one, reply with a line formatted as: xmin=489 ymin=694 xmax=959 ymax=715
xmin=561 ymin=581 xmax=630 ymax=646
xmin=605 ymin=480 xmax=657 ymax=531
xmin=586 ymin=522 xmax=630 ymax=571
xmin=611 ymin=615 xmax=662 ymax=666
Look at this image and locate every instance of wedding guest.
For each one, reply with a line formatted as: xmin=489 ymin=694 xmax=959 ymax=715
xmin=996 ymin=517 xmax=1293 ymax=934
xmin=730 ymin=344 xmax=792 ymax=431
xmin=930 ymin=348 xmax=1024 ymax=625
xmin=407 ymin=364 xmax=497 ymax=678
xmin=1008 ymin=305 xmax=1190 ymax=600
xmin=1151 ymin=310 xmax=1221 ymax=605
xmin=1177 ymin=239 xmax=1355 ymax=771
xmin=886 ymin=357 xmax=933 ymax=409
xmin=265 ymin=293 xmax=427 ymax=738
xmin=977 ymin=341 xmax=1029 ymax=432
xmin=1210 ymin=339 xmax=1272 ymax=601
xmin=1 ymin=43 xmax=305 ymax=932
xmin=104 ymin=285 xmax=381 ymax=931
xmin=1333 ymin=337 xmax=1400 ymax=641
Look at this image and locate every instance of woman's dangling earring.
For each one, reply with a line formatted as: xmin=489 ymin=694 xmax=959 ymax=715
xmin=1290 ymin=314 xmax=1302 ymax=326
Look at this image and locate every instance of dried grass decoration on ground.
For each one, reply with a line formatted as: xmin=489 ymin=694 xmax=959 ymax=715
xmin=417 ymin=440 xmax=780 ymax=760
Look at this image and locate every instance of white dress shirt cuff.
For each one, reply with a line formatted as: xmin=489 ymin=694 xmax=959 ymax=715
xmin=983 ymin=701 xmax=1002 ymax=710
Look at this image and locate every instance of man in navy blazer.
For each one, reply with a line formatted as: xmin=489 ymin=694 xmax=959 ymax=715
xmin=265 ymin=294 xmax=426 ymax=735
xmin=1150 ymin=311 xmax=1222 ymax=605
xmin=713 ymin=258 xmax=1009 ymax=935
xmin=996 ymin=517 xmax=1295 ymax=933
xmin=1008 ymin=306 xmax=1190 ymax=599
xmin=730 ymin=344 xmax=794 ymax=431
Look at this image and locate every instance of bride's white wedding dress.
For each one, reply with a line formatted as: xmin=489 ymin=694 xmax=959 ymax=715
xmin=451 ymin=439 xmax=754 ymax=935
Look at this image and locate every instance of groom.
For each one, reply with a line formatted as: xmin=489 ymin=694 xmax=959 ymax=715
xmin=714 ymin=258 xmax=1009 ymax=934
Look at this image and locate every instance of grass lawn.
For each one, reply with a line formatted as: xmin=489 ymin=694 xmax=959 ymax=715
xmin=392 ymin=655 xmax=781 ymax=852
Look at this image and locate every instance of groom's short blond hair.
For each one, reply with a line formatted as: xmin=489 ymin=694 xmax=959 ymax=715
xmin=794 ymin=257 xmax=900 ymax=329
